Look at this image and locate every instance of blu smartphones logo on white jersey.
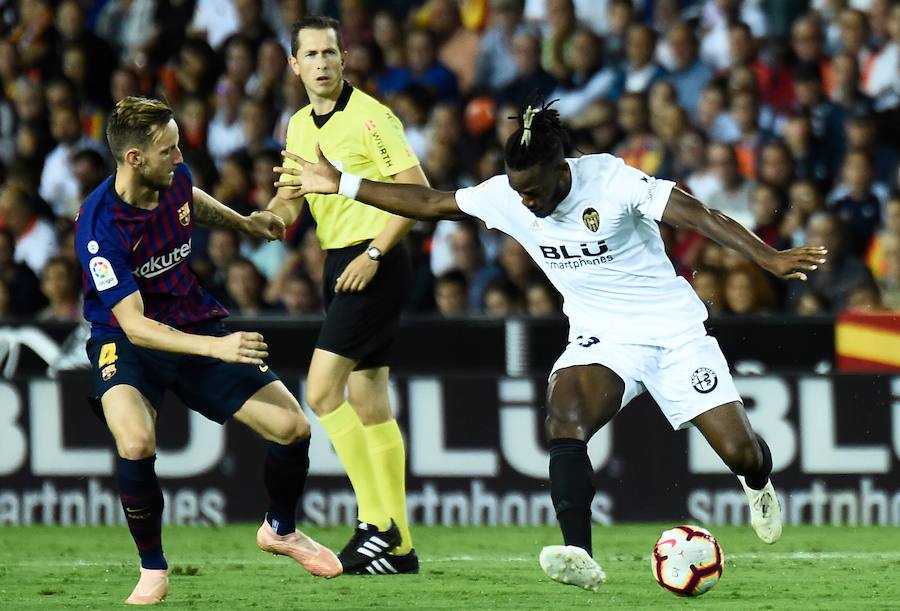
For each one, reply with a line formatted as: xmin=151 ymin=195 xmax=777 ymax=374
xmin=539 ymin=241 xmax=615 ymax=270
xmin=134 ymin=239 xmax=192 ymax=279
xmin=539 ymin=241 xmax=610 ymax=260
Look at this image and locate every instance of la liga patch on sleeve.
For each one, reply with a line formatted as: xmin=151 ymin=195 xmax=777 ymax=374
xmin=89 ymin=256 xmax=118 ymax=291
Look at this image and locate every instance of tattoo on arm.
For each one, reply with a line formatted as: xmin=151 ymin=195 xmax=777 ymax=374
xmin=193 ymin=194 xmax=245 ymax=230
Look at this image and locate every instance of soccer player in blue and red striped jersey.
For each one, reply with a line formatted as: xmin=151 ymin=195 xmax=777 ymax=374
xmin=75 ymin=97 xmax=341 ymax=605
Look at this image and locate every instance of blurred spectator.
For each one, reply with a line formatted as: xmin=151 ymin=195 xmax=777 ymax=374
xmin=792 ymin=61 xmax=846 ymax=175
xmin=525 ymin=279 xmax=562 ymax=317
xmin=189 ymin=0 xmax=239 ymax=50
xmin=845 ymin=282 xmax=884 ymax=311
xmin=664 ymin=22 xmax=714 ymax=117
xmin=830 ymin=51 xmax=874 ymax=111
xmin=837 ymin=8 xmax=872 ymax=76
xmin=697 ymin=81 xmax=735 ymax=143
xmin=601 ymin=0 xmax=634 ymax=66
xmin=551 ymin=28 xmax=616 ymax=121
xmin=497 ymin=30 xmax=556 ymax=106
xmin=757 ymin=139 xmax=795 ymax=192
xmin=159 ymin=38 xmax=219 ymax=104
xmin=238 ymin=97 xmax=280 ymax=157
xmin=249 ymin=37 xmax=287 ymax=101
xmin=691 ymin=267 xmax=725 ymax=315
xmin=224 ymin=257 xmax=270 ymax=316
xmin=110 ymin=66 xmax=141 ymax=105
xmin=876 ymin=232 xmax=900 ymax=309
xmin=95 ymin=0 xmax=157 ymax=64
xmin=863 ymin=2 xmax=900 ymax=112
xmin=178 ymin=94 xmax=210 ymax=153
xmin=751 ymin=182 xmax=785 ymax=247
xmin=0 ymin=227 xmax=44 ymax=316
xmin=791 ymin=13 xmax=832 ymax=95
xmin=794 ymin=289 xmax=830 ymax=315
xmin=723 ymin=264 xmax=777 ymax=315
xmin=781 ymin=178 xmax=825 ymax=247
xmin=676 ymin=129 xmax=714 ymax=194
xmin=472 ymin=0 xmax=530 ymax=92
xmin=37 ymin=256 xmax=82 ymax=321
xmin=729 ymin=89 xmax=763 ymax=178
xmin=299 ymin=228 xmax=326 ymax=293
xmin=614 ymin=91 xmax=662 ymax=176
xmin=204 ymin=227 xmax=240 ymax=300
xmin=843 ymin=108 xmax=898 ymax=186
xmin=434 ymin=269 xmax=468 ymax=317
xmin=40 ymin=104 xmax=99 ymax=217
xmin=233 ymin=0 xmax=276 ymax=53
xmin=483 ymin=277 xmax=523 ymax=317
xmin=866 ymin=196 xmax=900 ymax=278
xmin=222 ymin=34 xmax=257 ymax=94
xmin=614 ymin=23 xmax=667 ymax=98
xmin=0 ymin=185 xmax=57 ymax=275
xmin=827 ymin=149 xmax=883 ymax=255
xmin=208 ymin=76 xmax=248 ymax=166
xmin=71 ymin=149 xmax=108 ymax=203
xmin=279 ymin=269 xmax=321 ymax=315
xmin=781 ymin=110 xmax=830 ymax=183
xmin=379 ymin=28 xmax=459 ymax=102
xmin=372 ymin=10 xmax=405 ymax=72
xmin=10 ymin=0 xmax=58 ymax=78
xmin=789 ymin=210 xmax=876 ymax=312
xmin=705 ymin=143 xmax=755 ymax=229
xmin=213 ymin=151 xmax=253 ymax=215
xmin=540 ymin=0 xmax=578 ymax=82
xmin=55 ymin=0 xmax=116 ymax=104
xmin=391 ymin=85 xmax=432 ymax=161
xmin=426 ymin=0 xmax=480 ymax=94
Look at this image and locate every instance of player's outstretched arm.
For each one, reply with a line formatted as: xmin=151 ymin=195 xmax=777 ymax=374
xmin=192 ymin=187 xmax=285 ymax=241
xmin=274 ymin=146 xmax=468 ymax=221
xmin=112 ymin=291 xmax=268 ymax=365
xmin=661 ymin=188 xmax=827 ymax=281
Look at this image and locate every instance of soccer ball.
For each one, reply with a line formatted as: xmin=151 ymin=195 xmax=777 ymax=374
xmin=651 ymin=525 xmax=724 ymax=596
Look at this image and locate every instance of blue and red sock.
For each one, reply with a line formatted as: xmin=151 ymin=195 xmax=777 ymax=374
xmin=117 ymin=455 xmax=166 ymax=570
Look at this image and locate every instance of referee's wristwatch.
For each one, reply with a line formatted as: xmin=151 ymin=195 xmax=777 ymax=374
xmin=366 ymin=245 xmax=383 ymax=261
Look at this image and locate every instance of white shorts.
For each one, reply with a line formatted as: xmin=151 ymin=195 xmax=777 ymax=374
xmin=549 ymin=334 xmax=741 ymax=430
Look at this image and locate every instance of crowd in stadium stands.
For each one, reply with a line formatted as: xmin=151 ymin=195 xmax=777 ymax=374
xmin=0 ymin=0 xmax=899 ymax=323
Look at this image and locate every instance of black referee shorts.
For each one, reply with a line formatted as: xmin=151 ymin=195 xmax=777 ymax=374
xmin=317 ymin=241 xmax=410 ymax=370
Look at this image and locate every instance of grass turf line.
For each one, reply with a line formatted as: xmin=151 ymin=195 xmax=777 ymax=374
xmin=1 ymin=524 xmax=898 ymax=609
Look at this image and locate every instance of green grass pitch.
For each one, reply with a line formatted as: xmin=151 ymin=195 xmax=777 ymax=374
xmin=1 ymin=524 xmax=899 ymax=609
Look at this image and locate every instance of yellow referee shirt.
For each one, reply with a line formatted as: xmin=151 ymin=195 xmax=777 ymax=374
xmin=284 ymin=83 xmax=420 ymax=250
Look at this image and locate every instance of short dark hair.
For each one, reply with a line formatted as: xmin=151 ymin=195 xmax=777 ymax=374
xmin=503 ymin=104 xmax=571 ymax=171
xmin=106 ymin=97 xmax=173 ymax=162
xmin=291 ymin=16 xmax=343 ymax=57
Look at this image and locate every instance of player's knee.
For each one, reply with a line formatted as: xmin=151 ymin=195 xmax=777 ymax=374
xmin=305 ymin=382 xmax=343 ymax=416
xmin=544 ymin=413 xmax=589 ymax=441
xmin=721 ymin=437 xmax=763 ymax=475
xmin=270 ymin=409 xmax=311 ymax=445
xmin=116 ymin=434 xmax=156 ymax=460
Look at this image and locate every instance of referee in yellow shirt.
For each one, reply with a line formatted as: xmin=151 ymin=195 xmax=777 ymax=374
xmin=267 ymin=16 xmax=428 ymax=575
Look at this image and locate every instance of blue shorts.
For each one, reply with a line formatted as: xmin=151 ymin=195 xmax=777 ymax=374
xmin=86 ymin=321 xmax=280 ymax=424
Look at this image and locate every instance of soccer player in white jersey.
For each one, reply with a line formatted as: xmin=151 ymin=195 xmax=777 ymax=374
xmin=274 ymin=104 xmax=827 ymax=592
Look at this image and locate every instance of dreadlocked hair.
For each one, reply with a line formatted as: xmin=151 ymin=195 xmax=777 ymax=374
xmin=504 ymin=102 xmax=570 ymax=171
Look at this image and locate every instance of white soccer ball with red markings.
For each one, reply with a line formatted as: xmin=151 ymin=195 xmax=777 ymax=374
xmin=651 ymin=525 xmax=724 ymax=596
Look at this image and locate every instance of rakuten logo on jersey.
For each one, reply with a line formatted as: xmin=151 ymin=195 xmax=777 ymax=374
xmin=134 ymin=239 xmax=192 ymax=279
xmin=539 ymin=241 xmax=615 ymax=269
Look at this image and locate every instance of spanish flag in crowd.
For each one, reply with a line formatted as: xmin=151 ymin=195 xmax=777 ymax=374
xmin=836 ymin=310 xmax=900 ymax=372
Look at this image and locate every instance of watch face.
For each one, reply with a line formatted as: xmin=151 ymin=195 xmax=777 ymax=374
xmin=367 ymin=247 xmax=381 ymax=260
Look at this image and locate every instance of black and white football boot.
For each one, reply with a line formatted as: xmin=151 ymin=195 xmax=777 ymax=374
xmin=337 ymin=520 xmax=401 ymax=573
xmin=357 ymin=549 xmax=419 ymax=575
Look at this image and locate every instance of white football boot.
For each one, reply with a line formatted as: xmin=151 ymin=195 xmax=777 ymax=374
xmin=539 ymin=545 xmax=606 ymax=592
xmin=738 ymin=475 xmax=783 ymax=544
